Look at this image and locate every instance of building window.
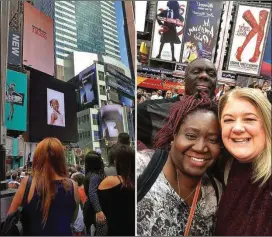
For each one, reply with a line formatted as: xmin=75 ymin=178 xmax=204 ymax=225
xmin=98 ymin=71 xmax=105 ymax=81
xmin=94 ymin=131 xmax=101 ymax=140
xmin=92 ymin=114 xmax=98 ymax=125
xmin=101 ymin=100 xmax=107 ymax=106
xmin=100 ymin=85 xmax=106 ymax=96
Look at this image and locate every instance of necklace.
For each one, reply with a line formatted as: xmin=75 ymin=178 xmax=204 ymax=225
xmin=176 ymin=169 xmax=198 ymax=203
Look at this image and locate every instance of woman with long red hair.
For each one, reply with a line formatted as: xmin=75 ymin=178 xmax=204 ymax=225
xmin=8 ymin=137 xmax=79 ymax=235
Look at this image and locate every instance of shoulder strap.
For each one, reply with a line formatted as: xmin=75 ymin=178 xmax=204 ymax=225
xmin=137 ymin=149 xmax=168 ymax=202
xmin=22 ymin=176 xmax=32 ymax=207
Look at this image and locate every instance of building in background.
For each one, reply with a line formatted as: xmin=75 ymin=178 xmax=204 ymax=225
xmin=54 ymin=1 xmax=78 ymax=66
xmin=75 ymin=1 xmax=120 ymax=61
xmin=122 ymin=1 xmax=135 ymax=79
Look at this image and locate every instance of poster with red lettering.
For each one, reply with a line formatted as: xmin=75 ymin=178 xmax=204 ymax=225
xmin=23 ymin=2 xmax=54 ymax=76
xmin=227 ymin=4 xmax=271 ymax=75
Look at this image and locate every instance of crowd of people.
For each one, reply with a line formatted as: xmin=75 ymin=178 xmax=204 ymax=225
xmin=137 ymin=88 xmax=180 ymax=104
xmin=137 ymin=58 xmax=272 ymax=236
xmin=2 ymin=133 xmax=135 ymax=236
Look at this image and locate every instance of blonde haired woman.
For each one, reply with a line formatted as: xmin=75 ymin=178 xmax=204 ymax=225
xmin=215 ymin=88 xmax=271 ymax=236
xmin=8 ymin=138 xmax=79 ymax=235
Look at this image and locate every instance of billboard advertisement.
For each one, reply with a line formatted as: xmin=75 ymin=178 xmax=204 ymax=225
xmin=119 ymin=95 xmax=134 ymax=108
xmin=29 ymin=68 xmax=78 ymax=143
xmin=151 ymin=1 xmax=187 ymax=63
xmin=181 ymin=1 xmax=223 ymax=63
xmin=106 ymin=75 xmax=134 ymax=97
xmin=47 ymin=88 xmax=65 ymax=127
xmin=137 ymin=77 xmax=185 ymax=94
xmin=227 ymin=4 xmax=271 ymax=75
xmin=23 ymin=2 xmax=54 ymax=76
xmin=79 ymin=64 xmax=98 ymax=109
xmin=8 ymin=31 xmax=21 ymax=66
xmin=136 ymin=1 xmax=147 ymax=32
xmin=260 ymin=25 xmax=272 ymax=78
xmin=5 ymin=70 xmax=28 ymax=131
xmin=100 ymin=104 xmax=124 ymax=144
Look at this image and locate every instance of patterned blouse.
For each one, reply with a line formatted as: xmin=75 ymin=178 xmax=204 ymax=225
xmin=137 ymin=150 xmax=222 ymax=236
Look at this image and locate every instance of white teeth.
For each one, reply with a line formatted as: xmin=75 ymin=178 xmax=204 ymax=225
xmin=233 ymin=138 xmax=250 ymax=142
xmin=191 ymin=157 xmax=205 ymax=162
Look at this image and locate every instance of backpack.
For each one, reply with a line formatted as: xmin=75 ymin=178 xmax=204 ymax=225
xmin=0 ymin=176 xmax=32 ymax=236
xmin=137 ymin=149 xmax=219 ymax=203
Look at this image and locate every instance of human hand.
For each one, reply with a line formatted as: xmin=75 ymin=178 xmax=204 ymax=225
xmin=96 ymin=211 xmax=106 ymax=224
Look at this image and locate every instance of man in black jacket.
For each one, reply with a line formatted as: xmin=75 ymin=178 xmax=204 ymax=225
xmin=137 ymin=58 xmax=218 ymax=148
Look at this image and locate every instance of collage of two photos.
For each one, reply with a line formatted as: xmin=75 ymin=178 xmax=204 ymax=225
xmin=0 ymin=0 xmax=271 ymax=236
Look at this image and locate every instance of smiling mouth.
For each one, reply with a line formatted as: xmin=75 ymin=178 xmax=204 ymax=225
xmin=186 ymin=155 xmax=211 ymax=166
xmin=231 ymin=138 xmax=251 ymax=143
xmin=196 ymin=85 xmax=209 ymax=90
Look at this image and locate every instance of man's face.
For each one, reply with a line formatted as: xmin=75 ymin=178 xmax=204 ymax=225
xmin=185 ymin=59 xmax=217 ymax=97
xmin=157 ymin=90 xmax=162 ymax=96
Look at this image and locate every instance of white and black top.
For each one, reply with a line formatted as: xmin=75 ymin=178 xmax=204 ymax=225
xmin=137 ymin=150 xmax=222 ymax=236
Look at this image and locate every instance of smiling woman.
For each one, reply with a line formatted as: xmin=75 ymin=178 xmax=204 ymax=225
xmin=215 ymin=88 xmax=272 ymax=236
xmin=137 ymin=92 xmax=222 ymax=236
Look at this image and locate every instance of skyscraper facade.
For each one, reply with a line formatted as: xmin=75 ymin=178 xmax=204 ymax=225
xmin=75 ymin=1 xmax=121 ymax=61
xmin=54 ymin=1 xmax=77 ymax=65
xmin=33 ymin=1 xmax=122 ymax=65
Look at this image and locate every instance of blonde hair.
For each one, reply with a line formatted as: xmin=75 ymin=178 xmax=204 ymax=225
xmin=219 ymin=88 xmax=271 ymax=186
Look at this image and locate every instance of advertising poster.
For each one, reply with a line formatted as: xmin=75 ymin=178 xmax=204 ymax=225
xmin=79 ymin=64 xmax=98 ymax=108
xmin=151 ymin=1 xmax=187 ymax=62
xmin=181 ymin=1 xmax=223 ymax=63
xmin=106 ymin=75 xmax=135 ymax=97
xmin=227 ymin=4 xmax=271 ymax=75
xmin=47 ymin=88 xmax=65 ymax=127
xmin=119 ymin=95 xmax=134 ymax=108
xmin=23 ymin=2 xmax=54 ymax=76
xmin=100 ymin=105 xmax=124 ymax=144
xmin=5 ymin=70 xmax=27 ymax=131
xmin=260 ymin=25 xmax=272 ymax=78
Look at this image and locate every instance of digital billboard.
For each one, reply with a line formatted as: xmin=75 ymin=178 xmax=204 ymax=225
xmin=227 ymin=4 xmax=271 ymax=75
xmin=150 ymin=1 xmax=187 ymax=63
xmin=29 ymin=68 xmax=78 ymax=142
xmin=23 ymin=2 xmax=54 ymax=76
xmin=5 ymin=70 xmax=28 ymax=131
xmin=100 ymin=105 xmax=124 ymax=144
xmin=119 ymin=95 xmax=134 ymax=108
xmin=78 ymin=65 xmax=98 ymax=108
xmin=47 ymin=89 xmax=65 ymax=127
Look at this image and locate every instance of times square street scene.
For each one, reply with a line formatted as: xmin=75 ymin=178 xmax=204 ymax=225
xmin=0 ymin=1 xmax=135 ymax=236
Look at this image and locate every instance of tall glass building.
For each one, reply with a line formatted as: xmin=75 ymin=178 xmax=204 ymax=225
xmin=75 ymin=1 xmax=121 ymax=61
xmin=54 ymin=1 xmax=78 ymax=65
xmin=33 ymin=1 xmax=121 ymax=65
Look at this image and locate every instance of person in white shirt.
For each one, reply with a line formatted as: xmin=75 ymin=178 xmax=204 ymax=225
xmin=151 ymin=90 xmax=163 ymax=100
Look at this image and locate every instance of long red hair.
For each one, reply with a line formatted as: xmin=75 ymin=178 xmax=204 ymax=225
xmin=32 ymin=137 xmax=70 ymax=226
